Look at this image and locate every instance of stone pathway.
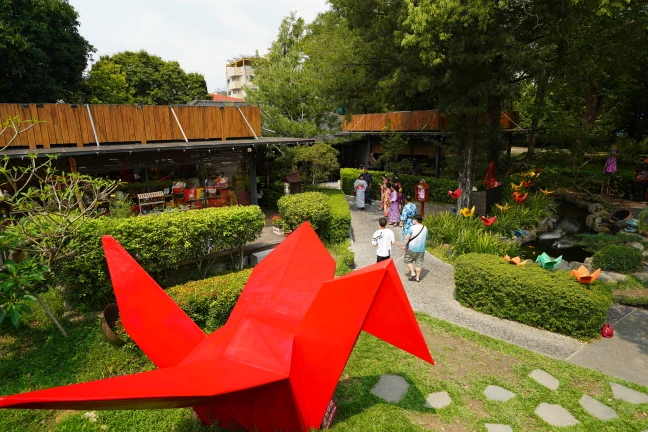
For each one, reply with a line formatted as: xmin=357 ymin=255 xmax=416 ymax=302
xmin=370 ymin=370 xmax=648 ymax=429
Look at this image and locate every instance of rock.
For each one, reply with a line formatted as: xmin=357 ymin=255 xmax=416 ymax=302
xmin=598 ymin=271 xmax=628 ymax=284
xmin=633 ymin=271 xmax=648 ymax=283
xmin=642 ymin=250 xmax=648 ymax=261
xmin=586 ymin=213 xmax=603 ymax=230
xmin=529 ymin=369 xmax=560 ymax=391
xmin=579 ymin=395 xmax=617 ymax=421
xmin=425 ymin=391 xmax=452 ymax=409
xmin=610 ymin=382 xmax=648 ymax=404
xmin=535 ymin=403 xmax=580 ymax=427
xmin=584 ymin=257 xmax=593 ymax=265
xmin=522 ymin=231 xmax=537 ymax=243
xmin=576 ymin=199 xmax=591 ymax=209
xmin=83 ymin=412 xmax=98 ymax=422
xmin=537 ymin=218 xmax=554 ymax=233
xmin=553 ymin=260 xmax=572 ymax=271
xmin=485 ymin=425 xmax=513 ymax=432
xmin=570 ymin=261 xmax=585 ymax=270
xmin=596 ymin=224 xmax=613 ymax=234
xmin=589 ymin=203 xmax=606 ymax=214
xmin=629 ymin=242 xmax=645 ymax=252
xmin=484 ymin=385 xmax=516 ymax=402
xmin=370 ymin=375 xmax=409 ymax=403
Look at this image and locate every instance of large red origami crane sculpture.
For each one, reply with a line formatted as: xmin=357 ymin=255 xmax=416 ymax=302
xmin=0 ymin=223 xmax=434 ymax=431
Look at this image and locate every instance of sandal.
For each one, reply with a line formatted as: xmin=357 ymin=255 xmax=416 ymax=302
xmin=408 ymin=275 xmax=416 ymax=281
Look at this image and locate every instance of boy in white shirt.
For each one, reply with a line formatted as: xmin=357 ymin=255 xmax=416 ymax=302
xmin=372 ymin=217 xmax=396 ymax=263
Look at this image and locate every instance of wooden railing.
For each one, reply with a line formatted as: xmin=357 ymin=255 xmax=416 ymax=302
xmin=341 ymin=110 xmax=520 ymax=132
xmin=0 ymin=104 xmax=262 ymax=149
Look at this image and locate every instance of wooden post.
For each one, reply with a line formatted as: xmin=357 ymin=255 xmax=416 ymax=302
xmin=420 ymin=201 xmax=425 ymax=217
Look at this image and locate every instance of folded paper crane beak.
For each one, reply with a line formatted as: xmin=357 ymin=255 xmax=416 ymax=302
xmin=503 ymin=255 xmax=530 ymax=265
xmin=511 ymin=182 xmax=523 ymax=191
xmin=570 ymin=265 xmax=601 ymax=284
xmin=496 ymin=203 xmax=512 ymax=212
xmin=512 ymin=192 xmax=528 ymax=204
xmin=540 ymin=188 xmax=554 ymax=196
xmin=460 ymin=206 xmax=475 ymax=217
xmin=448 ymin=188 xmax=463 ymax=199
xmin=535 ymin=252 xmax=563 ymax=269
xmin=480 ymin=216 xmax=497 ymax=226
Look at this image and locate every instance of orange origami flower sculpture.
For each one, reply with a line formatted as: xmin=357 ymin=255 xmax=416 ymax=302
xmin=480 ymin=216 xmax=497 ymax=226
xmin=460 ymin=206 xmax=475 ymax=217
xmin=448 ymin=188 xmax=463 ymax=199
xmin=503 ymin=255 xmax=530 ymax=265
xmin=496 ymin=203 xmax=512 ymax=212
xmin=511 ymin=182 xmax=524 ymax=191
xmin=512 ymin=192 xmax=528 ymax=204
xmin=540 ymin=188 xmax=554 ymax=196
xmin=570 ymin=266 xmax=602 ymax=284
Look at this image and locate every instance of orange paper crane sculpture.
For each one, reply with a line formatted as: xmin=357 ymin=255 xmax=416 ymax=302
xmin=503 ymin=255 xmax=530 ymax=265
xmin=570 ymin=266 xmax=602 ymax=284
xmin=0 ymin=223 xmax=434 ymax=432
xmin=448 ymin=188 xmax=463 ymax=199
xmin=512 ymin=192 xmax=528 ymax=204
xmin=496 ymin=203 xmax=513 ymax=212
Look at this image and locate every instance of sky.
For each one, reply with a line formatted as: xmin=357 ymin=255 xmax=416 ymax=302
xmin=68 ymin=0 xmax=329 ymax=92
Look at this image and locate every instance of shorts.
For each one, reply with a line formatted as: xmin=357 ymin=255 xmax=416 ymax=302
xmin=377 ymin=254 xmax=390 ymax=263
xmin=404 ymin=250 xmax=425 ymax=267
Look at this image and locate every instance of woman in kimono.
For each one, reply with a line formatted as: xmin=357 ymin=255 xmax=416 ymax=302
xmin=388 ymin=184 xmax=400 ymax=224
xmin=354 ymin=174 xmax=368 ymax=210
xmin=379 ymin=175 xmax=389 ymax=211
xmin=399 ymin=195 xmax=417 ymax=239
xmin=382 ymin=182 xmax=391 ymax=217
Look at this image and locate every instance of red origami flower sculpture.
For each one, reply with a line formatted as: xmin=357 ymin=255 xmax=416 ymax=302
xmin=513 ymin=192 xmax=528 ymax=204
xmin=521 ymin=180 xmax=532 ymax=188
xmin=448 ymin=188 xmax=463 ymax=199
xmin=480 ymin=216 xmax=497 ymax=226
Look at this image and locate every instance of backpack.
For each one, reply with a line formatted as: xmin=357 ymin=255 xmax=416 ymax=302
xmin=600 ymin=324 xmax=614 ymax=338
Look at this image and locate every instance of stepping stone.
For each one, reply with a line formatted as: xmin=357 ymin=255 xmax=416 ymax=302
xmin=425 ymin=391 xmax=452 ymax=409
xmin=579 ymin=395 xmax=617 ymax=421
xmin=370 ymin=375 xmax=408 ymax=403
xmin=485 ymin=424 xmax=512 ymax=432
xmin=484 ymin=385 xmax=516 ymax=402
xmin=610 ymin=382 xmax=648 ymax=404
xmin=535 ymin=403 xmax=579 ymax=427
xmin=529 ymin=369 xmax=560 ymax=391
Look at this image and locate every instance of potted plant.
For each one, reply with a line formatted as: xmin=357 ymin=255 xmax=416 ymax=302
xmin=272 ymin=216 xmax=284 ymax=235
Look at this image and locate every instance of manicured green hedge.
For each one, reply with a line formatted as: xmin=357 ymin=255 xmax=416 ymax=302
xmin=592 ymin=244 xmax=643 ymax=273
xmin=316 ymin=188 xmax=352 ymax=244
xmin=340 ymin=168 xmax=458 ymax=203
xmin=167 ymin=269 xmax=252 ymax=332
xmin=57 ymin=206 xmax=265 ymax=311
xmin=455 ymin=253 xmax=613 ymax=339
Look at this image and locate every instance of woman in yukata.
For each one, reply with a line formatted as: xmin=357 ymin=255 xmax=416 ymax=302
xmin=388 ymin=184 xmax=401 ymax=225
xmin=400 ymin=195 xmax=417 ymax=238
xmin=354 ymin=174 xmax=368 ymax=210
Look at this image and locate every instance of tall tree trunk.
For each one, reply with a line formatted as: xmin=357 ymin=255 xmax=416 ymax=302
xmin=486 ymin=95 xmax=503 ymax=164
xmin=457 ymin=114 xmax=479 ymax=209
xmin=527 ymin=72 xmax=550 ymax=162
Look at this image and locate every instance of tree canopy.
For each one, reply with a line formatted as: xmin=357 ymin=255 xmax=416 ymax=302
xmin=0 ymin=0 xmax=94 ymax=103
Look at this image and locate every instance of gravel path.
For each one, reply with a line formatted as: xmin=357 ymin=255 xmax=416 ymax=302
xmin=348 ymin=197 xmax=585 ymax=360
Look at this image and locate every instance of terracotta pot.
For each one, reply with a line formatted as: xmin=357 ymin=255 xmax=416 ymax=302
xmin=101 ymin=303 xmax=126 ymax=347
xmin=283 ymin=230 xmax=293 ymax=237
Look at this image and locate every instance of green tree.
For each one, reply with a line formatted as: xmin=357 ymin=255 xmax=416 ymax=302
xmin=87 ymin=51 xmax=209 ymax=105
xmin=294 ymin=143 xmax=340 ymax=185
xmin=0 ymin=0 xmax=94 ymax=102
xmin=84 ymin=61 xmax=134 ymax=104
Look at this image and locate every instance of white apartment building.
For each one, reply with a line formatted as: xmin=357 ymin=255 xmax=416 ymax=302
xmin=226 ymin=57 xmax=258 ymax=99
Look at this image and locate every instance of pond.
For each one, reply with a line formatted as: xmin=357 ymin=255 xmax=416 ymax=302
xmin=520 ymin=201 xmax=593 ymax=263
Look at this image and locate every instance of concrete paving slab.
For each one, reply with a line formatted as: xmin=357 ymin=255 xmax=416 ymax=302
xmin=579 ymin=395 xmax=617 ymax=420
xmin=485 ymin=424 xmax=513 ymax=432
xmin=370 ymin=374 xmax=409 ymax=403
xmin=610 ymin=382 xmax=648 ymax=404
xmin=529 ymin=369 xmax=560 ymax=391
xmin=425 ymin=391 xmax=452 ymax=409
xmin=484 ymin=385 xmax=516 ymax=402
xmin=535 ymin=403 xmax=579 ymax=427
xmin=568 ymin=310 xmax=648 ymax=386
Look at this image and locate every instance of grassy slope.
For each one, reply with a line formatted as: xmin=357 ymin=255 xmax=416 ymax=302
xmin=1 ymin=296 xmax=648 ymax=431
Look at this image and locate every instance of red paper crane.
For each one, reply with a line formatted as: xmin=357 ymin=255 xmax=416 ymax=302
xmin=480 ymin=216 xmax=497 ymax=226
xmin=512 ymin=192 xmax=528 ymax=204
xmin=448 ymin=188 xmax=463 ymax=199
xmin=0 ymin=223 xmax=433 ymax=432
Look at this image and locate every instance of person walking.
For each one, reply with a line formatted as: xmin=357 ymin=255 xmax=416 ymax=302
xmin=379 ymin=175 xmax=388 ymax=211
xmin=354 ymin=174 xmax=368 ymax=210
xmin=388 ymin=184 xmax=400 ymax=225
xmin=399 ymin=195 xmax=417 ymax=236
xmin=402 ymin=215 xmax=428 ymax=282
xmin=363 ymin=168 xmax=373 ymax=205
xmin=372 ymin=217 xmax=395 ymax=262
xmin=382 ymin=181 xmax=391 ymax=216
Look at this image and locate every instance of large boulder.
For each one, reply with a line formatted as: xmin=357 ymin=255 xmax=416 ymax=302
xmin=586 ymin=213 xmax=603 ymax=231
xmin=598 ymin=271 xmax=627 ymax=284
xmin=588 ymin=203 xmax=606 ymax=214
xmin=629 ymin=242 xmax=645 ymax=252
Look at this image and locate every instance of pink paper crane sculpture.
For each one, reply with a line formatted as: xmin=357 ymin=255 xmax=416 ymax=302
xmin=0 ymin=223 xmax=434 ymax=432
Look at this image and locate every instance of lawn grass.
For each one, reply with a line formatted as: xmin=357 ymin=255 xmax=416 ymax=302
xmin=2 ymin=293 xmax=648 ymax=431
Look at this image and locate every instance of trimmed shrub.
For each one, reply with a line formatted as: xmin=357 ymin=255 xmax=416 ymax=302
xmin=259 ymin=186 xmax=283 ymax=211
xmin=340 ymin=168 xmax=458 ymax=203
xmin=455 ymin=253 xmax=613 ymax=339
xmin=278 ymin=192 xmax=331 ymax=232
xmin=316 ymin=188 xmax=352 ymax=244
xmin=167 ymin=269 xmax=252 ymax=332
xmin=592 ymin=244 xmax=643 ymax=273
xmin=576 ymin=233 xmax=623 ymax=253
xmin=57 ymin=206 xmax=265 ymax=311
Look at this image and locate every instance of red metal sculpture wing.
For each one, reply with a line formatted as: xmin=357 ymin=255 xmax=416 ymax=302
xmin=290 ymin=260 xmax=433 ymax=429
xmin=102 ymin=236 xmax=206 ymax=369
xmin=0 ymin=358 xmax=286 ymax=411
